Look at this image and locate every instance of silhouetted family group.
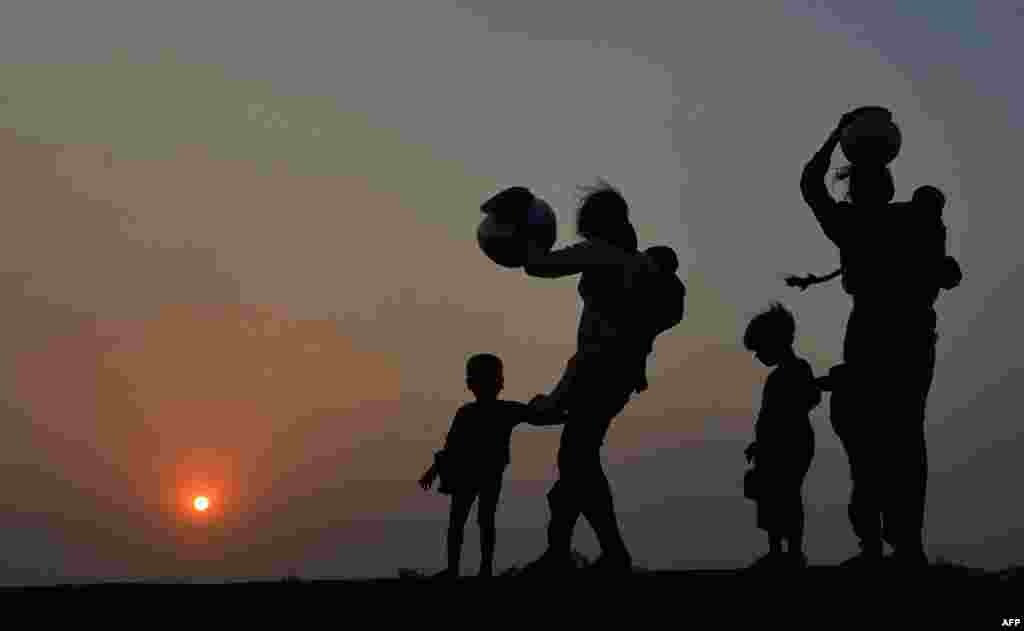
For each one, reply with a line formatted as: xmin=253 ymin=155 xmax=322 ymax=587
xmin=418 ymin=108 xmax=963 ymax=579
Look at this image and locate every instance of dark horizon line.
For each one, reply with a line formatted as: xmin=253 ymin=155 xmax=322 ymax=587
xmin=2 ymin=557 xmax=1021 ymax=588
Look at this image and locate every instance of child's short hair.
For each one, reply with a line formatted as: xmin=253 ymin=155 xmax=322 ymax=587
xmin=645 ymin=245 xmax=679 ymax=274
xmin=466 ymin=353 xmax=503 ymax=380
xmin=743 ymin=303 xmax=796 ymax=350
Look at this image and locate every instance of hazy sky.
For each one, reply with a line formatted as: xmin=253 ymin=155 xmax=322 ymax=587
xmin=0 ymin=1 xmax=1021 ymax=583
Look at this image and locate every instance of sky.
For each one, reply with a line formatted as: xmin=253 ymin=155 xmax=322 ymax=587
xmin=0 ymin=1 xmax=1021 ymax=584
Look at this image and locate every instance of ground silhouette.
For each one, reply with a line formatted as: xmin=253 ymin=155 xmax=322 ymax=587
xmin=4 ymin=561 xmax=1019 ymax=626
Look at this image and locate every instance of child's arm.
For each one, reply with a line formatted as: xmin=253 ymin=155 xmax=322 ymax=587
xmin=418 ymin=445 xmax=450 ymax=490
xmin=524 ymin=395 xmax=570 ymax=426
xmin=818 ymin=363 xmax=847 ymax=393
xmin=807 ymin=377 xmax=823 ymax=411
xmin=419 ymin=408 xmax=465 ymax=490
xmin=748 ymin=377 xmax=773 ymax=463
xmin=519 ymin=353 xmax=581 ymax=426
xmin=418 ymin=462 xmax=438 ymax=491
xmin=777 ymin=366 xmax=823 ymax=413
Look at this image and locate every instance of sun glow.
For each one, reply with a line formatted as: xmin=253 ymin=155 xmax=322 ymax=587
xmin=193 ymin=495 xmax=210 ymax=512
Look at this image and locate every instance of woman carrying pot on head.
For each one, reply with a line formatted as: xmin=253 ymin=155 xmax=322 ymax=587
xmin=800 ymin=107 xmax=961 ymax=569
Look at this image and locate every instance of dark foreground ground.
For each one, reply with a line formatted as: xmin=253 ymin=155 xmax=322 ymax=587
xmin=4 ymin=563 xmax=1020 ymax=626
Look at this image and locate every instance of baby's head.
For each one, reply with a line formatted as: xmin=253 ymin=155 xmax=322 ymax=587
xmin=466 ymin=353 xmax=504 ymax=400
xmin=912 ymin=185 xmax=946 ymax=218
xmin=645 ymin=245 xmax=679 ymax=274
xmin=743 ymin=303 xmax=796 ymax=367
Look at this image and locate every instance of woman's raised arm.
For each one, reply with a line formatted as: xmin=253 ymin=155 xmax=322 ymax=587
xmin=800 ymin=127 xmax=846 ymax=246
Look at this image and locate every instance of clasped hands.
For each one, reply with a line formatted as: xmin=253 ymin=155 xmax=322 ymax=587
xmin=529 ymin=393 xmax=559 ymax=414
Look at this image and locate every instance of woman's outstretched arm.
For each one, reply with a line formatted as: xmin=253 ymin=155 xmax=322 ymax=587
xmin=524 ymin=239 xmax=609 ymax=278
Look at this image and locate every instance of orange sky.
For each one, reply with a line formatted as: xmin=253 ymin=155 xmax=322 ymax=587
xmin=0 ymin=2 xmax=1020 ymax=581
xmin=0 ymin=118 xmax=763 ymax=580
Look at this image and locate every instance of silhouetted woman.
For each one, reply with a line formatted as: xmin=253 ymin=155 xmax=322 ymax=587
xmin=800 ymin=110 xmax=958 ymax=568
xmin=521 ymin=180 xmax=658 ymax=574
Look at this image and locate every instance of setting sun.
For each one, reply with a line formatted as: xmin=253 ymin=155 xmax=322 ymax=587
xmin=193 ymin=496 xmax=210 ymax=512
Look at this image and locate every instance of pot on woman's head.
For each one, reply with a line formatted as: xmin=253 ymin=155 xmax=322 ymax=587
xmin=840 ymin=106 xmax=902 ymax=167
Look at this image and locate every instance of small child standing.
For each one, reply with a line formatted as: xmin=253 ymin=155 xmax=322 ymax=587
xmin=742 ymin=303 xmax=822 ymax=568
xmin=418 ymin=353 xmax=566 ymax=578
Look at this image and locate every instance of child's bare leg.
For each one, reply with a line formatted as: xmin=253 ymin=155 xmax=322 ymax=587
xmin=787 ymin=524 xmax=805 ymax=560
xmin=447 ymin=492 xmax=475 ymax=575
xmin=787 ymin=491 xmax=805 ymax=555
xmin=477 ymin=478 xmax=502 ymax=577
